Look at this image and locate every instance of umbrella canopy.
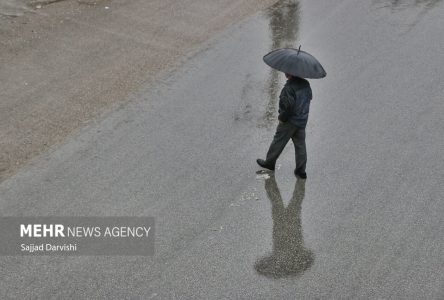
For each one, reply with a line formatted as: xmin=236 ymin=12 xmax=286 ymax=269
xmin=263 ymin=47 xmax=326 ymax=79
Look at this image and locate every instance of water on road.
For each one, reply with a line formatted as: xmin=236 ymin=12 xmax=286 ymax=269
xmin=1 ymin=0 xmax=444 ymax=298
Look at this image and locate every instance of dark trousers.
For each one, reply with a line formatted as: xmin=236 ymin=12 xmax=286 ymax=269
xmin=265 ymin=122 xmax=307 ymax=172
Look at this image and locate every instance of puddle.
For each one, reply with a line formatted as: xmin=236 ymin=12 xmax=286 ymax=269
xmin=0 ymin=0 xmax=69 ymax=17
xmin=260 ymin=0 xmax=301 ymax=128
xmin=374 ymin=0 xmax=443 ymax=11
xmin=0 ymin=0 xmax=29 ymax=17
xmin=256 ymin=172 xmax=271 ymax=180
xmin=372 ymin=0 xmax=444 ymax=29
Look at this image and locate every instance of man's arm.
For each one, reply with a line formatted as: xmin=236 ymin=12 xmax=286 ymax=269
xmin=278 ymin=87 xmax=292 ymax=122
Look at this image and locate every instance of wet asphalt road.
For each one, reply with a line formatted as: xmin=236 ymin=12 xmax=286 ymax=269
xmin=1 ymin=0 xmax=444 ymax=298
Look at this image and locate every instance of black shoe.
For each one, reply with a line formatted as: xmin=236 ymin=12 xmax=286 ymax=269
xmin=256 ymin=159 xmax=275 ymax=171
xmin=294 ymin=169 xmax=307 ymax=179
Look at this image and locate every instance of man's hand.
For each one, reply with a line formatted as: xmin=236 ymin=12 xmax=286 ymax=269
xmin=278 ymin=115 xmax=288 ymax=123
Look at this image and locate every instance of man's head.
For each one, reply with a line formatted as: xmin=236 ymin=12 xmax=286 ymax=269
xmin=285 ymin=73 xmax=293 ymax=79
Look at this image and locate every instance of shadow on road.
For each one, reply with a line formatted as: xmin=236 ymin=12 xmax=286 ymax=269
xmin=255 ymin=174 xmax=314 ymax=278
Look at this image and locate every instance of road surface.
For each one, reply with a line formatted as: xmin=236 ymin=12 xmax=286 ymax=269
xmin=0 ymin=0 xmax=276 ymax=182
xmin=1 ymin=0 xmax=444 ymax=298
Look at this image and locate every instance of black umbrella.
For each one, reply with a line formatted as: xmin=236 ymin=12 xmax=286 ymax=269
xmin=263 ymin=47 xmax=326 ymax=79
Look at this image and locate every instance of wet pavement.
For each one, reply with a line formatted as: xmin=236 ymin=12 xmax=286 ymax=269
xmin=1 ymin=0 xmax=444 ymax=298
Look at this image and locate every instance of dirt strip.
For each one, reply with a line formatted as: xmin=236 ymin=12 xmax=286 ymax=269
xmin=0 ymin=0 xmax=278 ymax=182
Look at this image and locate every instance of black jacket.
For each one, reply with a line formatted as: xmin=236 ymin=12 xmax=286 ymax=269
xmin=278 ymin=77 xmax=312 ymax=128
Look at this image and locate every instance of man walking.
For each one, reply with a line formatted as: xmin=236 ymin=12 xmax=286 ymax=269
xmin=257 ymin=73 xmax=312 ymax=179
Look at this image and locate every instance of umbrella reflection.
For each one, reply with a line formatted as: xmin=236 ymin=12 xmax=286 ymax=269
xmin=255 ymin=174 xmax=313 ymax=278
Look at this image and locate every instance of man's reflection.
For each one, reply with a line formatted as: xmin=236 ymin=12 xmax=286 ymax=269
xmin=255 ymin=174 xmax=313 ymax=278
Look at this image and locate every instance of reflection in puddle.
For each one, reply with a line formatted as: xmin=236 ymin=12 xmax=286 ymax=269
xmin=261 ymin=0 xmax=301 ymax=128
xmin=255 ymin=175 xmax=313 ymax=278
xmin=267 ymin=0 xmax=300 ymax=49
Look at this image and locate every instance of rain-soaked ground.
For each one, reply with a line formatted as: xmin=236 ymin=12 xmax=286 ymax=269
xmin=0 ymin=0 xmax=60 ymax=17
xmin=0 ymin=0 xmax=31 ymax=17
xmin=1 ymin=0 xmax=444 ymax=298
